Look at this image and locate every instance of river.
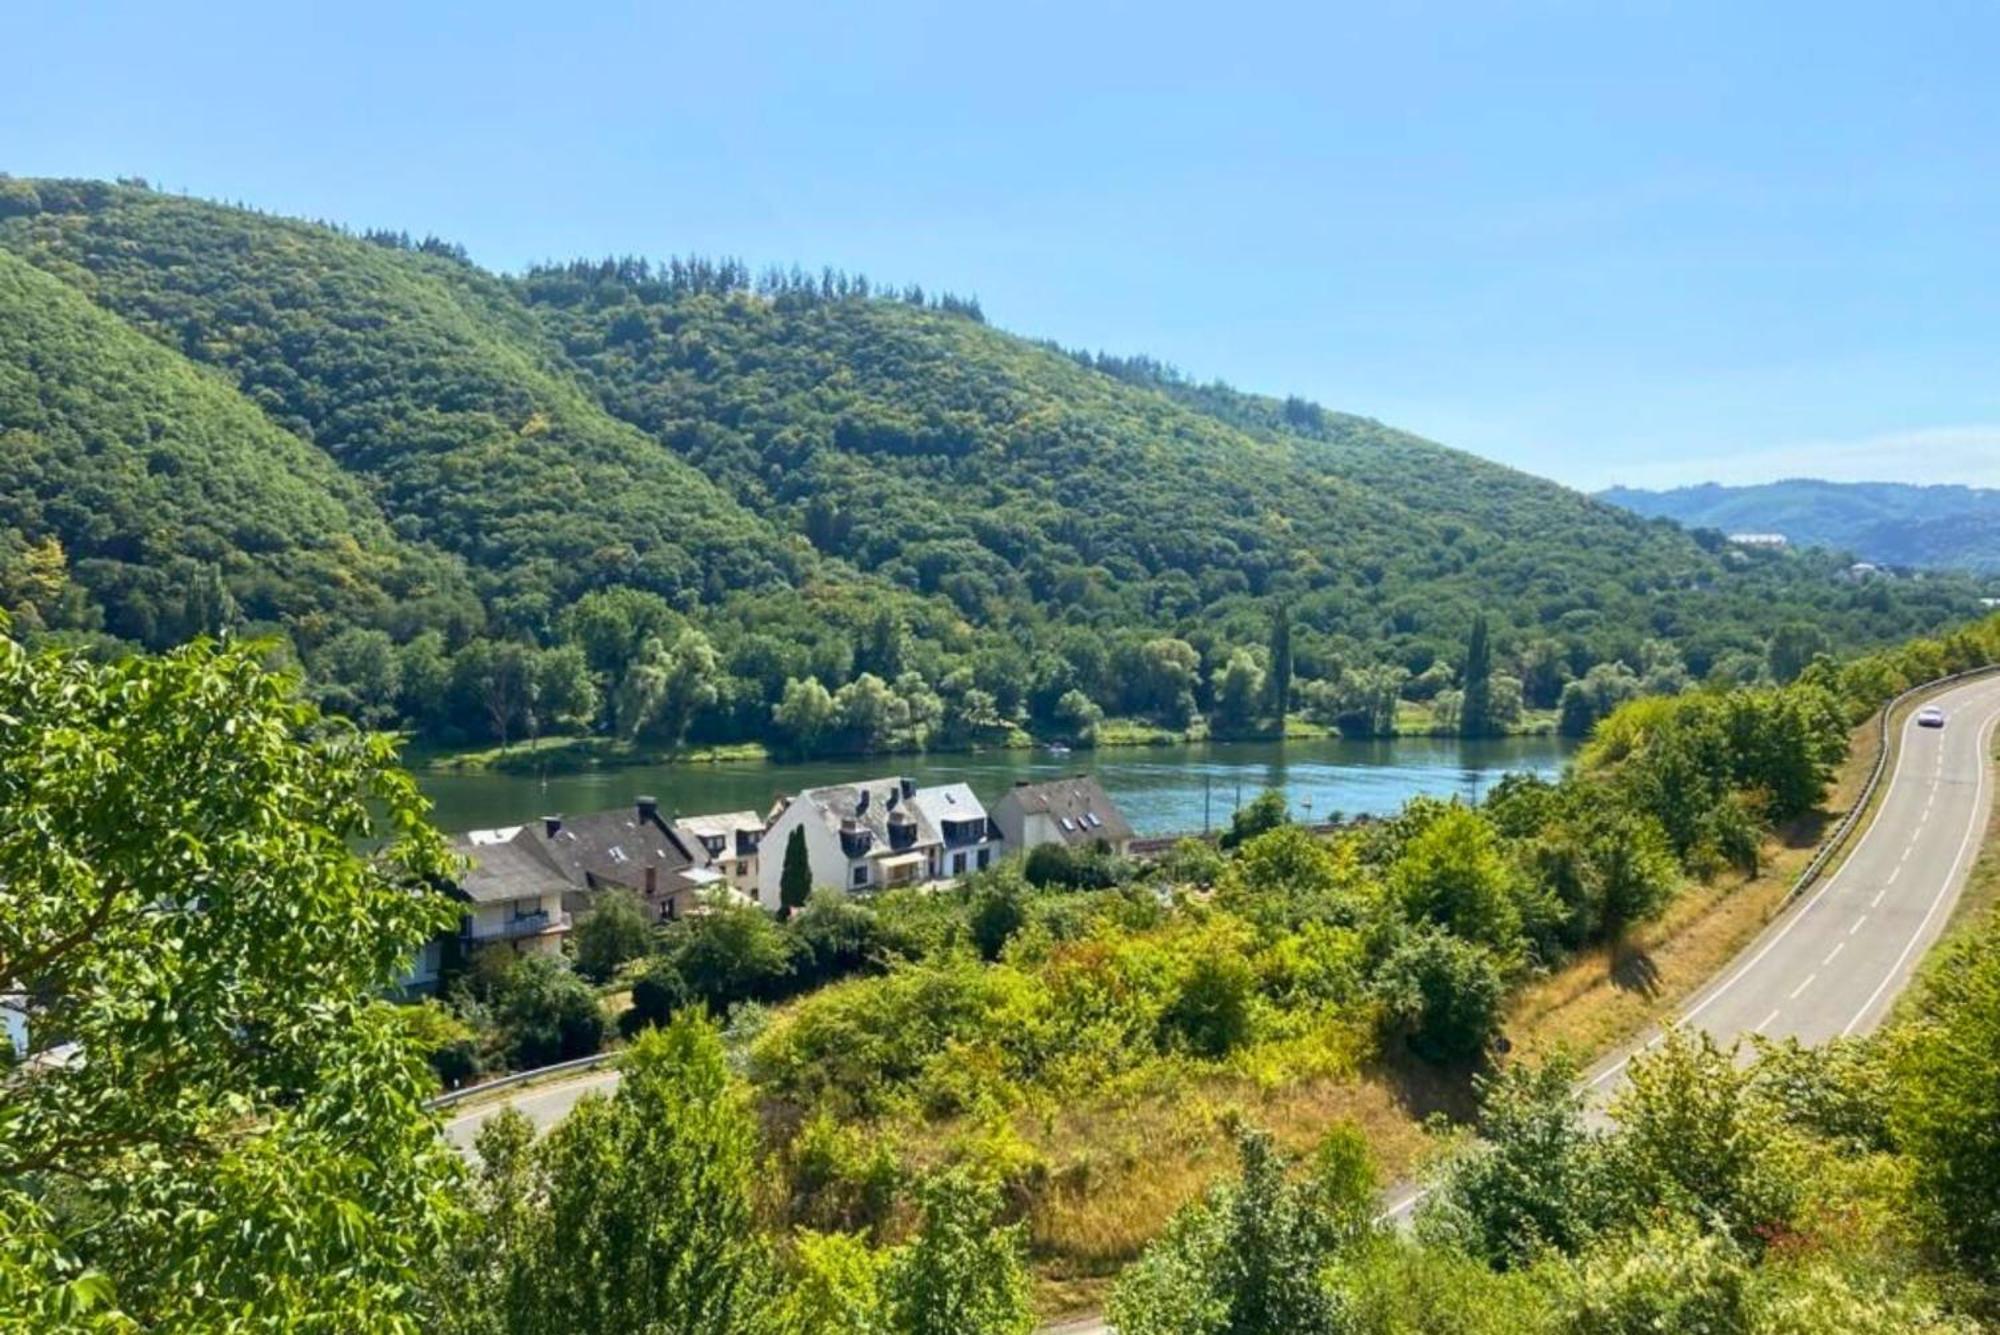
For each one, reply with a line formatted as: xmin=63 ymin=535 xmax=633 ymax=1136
xmin=412 ymin=734 xmax=1575 ymax=839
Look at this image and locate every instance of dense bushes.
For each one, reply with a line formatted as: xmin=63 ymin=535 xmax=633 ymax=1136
xmin=1115 ymin=1017 xmax=1996 ymax=1330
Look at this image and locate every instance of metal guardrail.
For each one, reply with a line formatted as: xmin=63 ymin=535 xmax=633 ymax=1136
xmin=431 ymin=666 xmax=2000 ymax=1121
xmin=1784 ymin=663 xmax=2000 ymax=904
xmin=426 ymin=1049 xmax=620 ymax=1111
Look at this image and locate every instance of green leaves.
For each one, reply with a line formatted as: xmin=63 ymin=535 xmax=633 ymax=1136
xmin=0 ymin=631 xmax=463 ymax=1329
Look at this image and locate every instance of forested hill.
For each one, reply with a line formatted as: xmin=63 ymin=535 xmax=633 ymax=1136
xmin=0 ymin=246 xmax=469 ymax=644
xmin=1602 ymin=479 xmax=2000 ymax=574
xmin=0 ymin=176 xmax=1988 ymax=751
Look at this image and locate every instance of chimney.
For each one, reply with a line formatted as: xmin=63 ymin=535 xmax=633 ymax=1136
xmin=856 ymin=789 xmax=870 ymax=814
xmin=900 ymin=776 xmax=917 ymax=800
xmin=542 ymin=815 xmax=563 ymax=838
xmin=636 ymin=795 xmax=659 ymax=825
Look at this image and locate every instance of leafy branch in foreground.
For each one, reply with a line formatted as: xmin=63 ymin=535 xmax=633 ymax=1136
xmin=0 ymin=627 xmax=463 ymax=1331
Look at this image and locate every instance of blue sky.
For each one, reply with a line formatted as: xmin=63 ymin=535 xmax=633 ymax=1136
xmin=7 ymin=2 xmax=1998 ymax=490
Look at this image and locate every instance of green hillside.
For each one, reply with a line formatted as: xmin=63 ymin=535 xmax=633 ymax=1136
xmin=0 ymin=245 xmax=469 ymax=648
xmin=0 ymin=179 xmax=803 ymax=614
xmin=0 ymin=178 xmax=1988 ymax=751
xmin=1602 ymin=479 xmax=2000 ymax=573
xmin=520 ymin=260 xmax=1982 ymax=681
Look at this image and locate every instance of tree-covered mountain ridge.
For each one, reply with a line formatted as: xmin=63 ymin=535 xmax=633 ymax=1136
xmin=0 ymin=175 xmax=1987 ymax=752
xmin=1601 ymin=478 xmax=2000 ymax=574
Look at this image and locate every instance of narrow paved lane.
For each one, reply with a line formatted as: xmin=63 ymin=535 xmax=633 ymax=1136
xmin=438 ymin=678 xmax=2000 ymax=1335
xmin=441 ymin=1066 xmax=621 ymax=1156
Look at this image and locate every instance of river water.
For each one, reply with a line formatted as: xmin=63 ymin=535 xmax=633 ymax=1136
xmin=412 ymin=734 xmax=1574 ymax=838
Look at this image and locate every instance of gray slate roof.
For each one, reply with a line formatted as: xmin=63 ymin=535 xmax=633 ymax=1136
xmin=791 ymin=776 xmax=941 ymax=856
xmin=447 ymin=801 xmax=707 ymax=904
xmin=910 ymin=782 xmax=993 ymax=844
xmin=996 ymin=775 xmax=1134 ymax=847
xmin=446 ymin=833 xmax=572 ymax=906
xmin=520 ymin=806 xmax=701 ymax=892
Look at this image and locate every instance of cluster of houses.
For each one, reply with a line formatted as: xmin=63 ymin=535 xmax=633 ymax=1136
xmin=405 ymin=774 xmax=1135 ymax=990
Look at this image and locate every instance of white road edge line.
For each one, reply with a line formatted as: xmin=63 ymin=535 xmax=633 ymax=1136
xmin=1380 ymin=680 xmax=2000 ymax=1227
xmin=1840 ymin=704 xmax=2000 ymax=1038
xmin=1583 ymin=690 xmax=1954 ymax=1090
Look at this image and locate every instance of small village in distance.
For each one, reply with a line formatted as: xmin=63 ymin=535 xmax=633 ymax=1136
xmin=405 ymin=774 xmax=1137 ymax=990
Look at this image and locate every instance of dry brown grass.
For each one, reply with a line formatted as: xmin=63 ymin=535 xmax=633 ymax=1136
xmin=1940 ymin=732 xmax=2000 ymax=937
xmin=988 ymin=1065 xmax=1438 ymax=1315
xmin=842 ymin=703 xmax=1938 ymax=1322
xmin=1507 ymin=708 xmax=1887 ymax=1064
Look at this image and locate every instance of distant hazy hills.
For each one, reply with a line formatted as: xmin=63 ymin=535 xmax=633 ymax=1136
xmin=1601 ymin=480 xmax=2000 ymax=574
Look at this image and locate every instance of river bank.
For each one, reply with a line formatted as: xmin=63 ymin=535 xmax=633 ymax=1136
xmin=410 ymin=732 xmax=1576 ymax=841
xmin=409 ymin=707 xmax=1563 ymax=777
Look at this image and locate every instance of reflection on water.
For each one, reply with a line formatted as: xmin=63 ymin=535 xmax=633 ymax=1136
xmin=413 ymin=734 xmax=1574 ymax=838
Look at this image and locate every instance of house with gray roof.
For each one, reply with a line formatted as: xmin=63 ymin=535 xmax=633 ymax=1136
xmin=674 ymin=809 xmax=766 ymax=898
xmin=991 ymin=775 xmax=1134 ymax=858
xmin=754 ymin=775 xmax=994 ymax=909
xmin=910 ymin=782 xmax=1001 ymax=881
xmin=408 ymin=796 xmax=735 ymax=989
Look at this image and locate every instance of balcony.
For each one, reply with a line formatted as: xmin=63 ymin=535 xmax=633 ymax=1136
xmin=469 ymin=909 xmax=572 ymax=942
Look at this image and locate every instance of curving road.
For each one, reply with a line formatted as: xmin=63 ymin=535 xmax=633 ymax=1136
xmin=1586 ymin=675 xmax=2000 ymax=1075
xmin=1381 ymin=672 xmax=2000 ymax=1219
xmin=438 ymin=676 xmax=2000 ymax=1335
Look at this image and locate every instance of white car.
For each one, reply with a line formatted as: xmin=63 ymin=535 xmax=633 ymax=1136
xmin=1917 ymin=706 xmax=1947 ymax=729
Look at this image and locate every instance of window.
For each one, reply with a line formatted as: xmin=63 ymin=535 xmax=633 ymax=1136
xmin=851 ymin=865 xmax=869 ymax=888
xmin=977 ymin=849 xmax=991 ymax=870
xmin=952 ymin=852 xmax=967 ymax=875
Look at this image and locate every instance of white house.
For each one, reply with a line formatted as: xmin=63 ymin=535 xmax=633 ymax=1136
xmin=991 ymin=776 xmax=1135 ymax=858
xmin=675 ymin=810 xmax=766 ymax=896
xmin=756 ymin=775 xmax=994 ymax=910
xmin=911 ymin=782 xmax=1002 ymax=881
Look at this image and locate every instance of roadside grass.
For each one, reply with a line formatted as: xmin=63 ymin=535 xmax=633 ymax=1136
xmin=850 ymin=1041 xmax=1438 ymax=1319
xmin=1507 ymin=707 xmax=1883 ymax=1065
xmin=1937 ymin=730 xmax=2000 ymax=938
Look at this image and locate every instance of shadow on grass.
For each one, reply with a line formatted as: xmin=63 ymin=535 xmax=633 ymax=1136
xmin=1610 ymin=945 xmax=1662 ymax=998
xmin=1365 ymin=1046 xmax=1481 ymax=1126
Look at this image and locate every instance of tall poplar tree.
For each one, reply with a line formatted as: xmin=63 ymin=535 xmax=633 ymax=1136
xmin=1266 ymin=601 xmax=1293 ymax=725
xmin=1461 ymin=612 xmax=1495 ymax=738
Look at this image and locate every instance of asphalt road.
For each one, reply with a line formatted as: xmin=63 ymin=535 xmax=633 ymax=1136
xmin=440 ymin=677 xmax=2000 ymax=1335
xmin=442 ymin=1066 xmax=622 ymax=1156
xmin=1382 ymin=673 xmax=2000 ymax=1219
